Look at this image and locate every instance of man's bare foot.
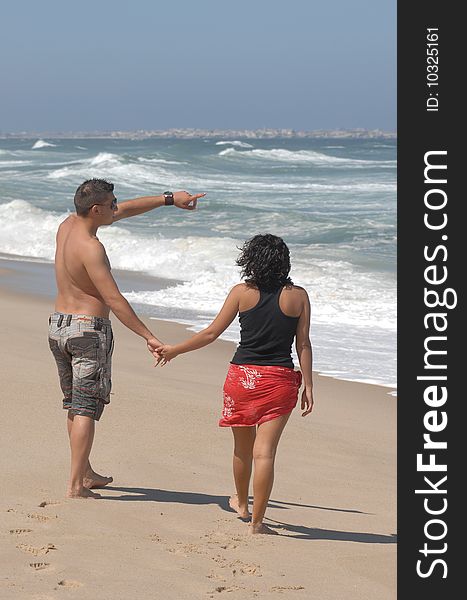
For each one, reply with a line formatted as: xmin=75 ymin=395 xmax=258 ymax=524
xmin=83 ymin=470 xmax=113 ymax=489
xmin=229 ymin=494 xmax=250 ymax=519
xmin=66 ymin=487 xmax=101 ymax=499
xmin=249 ymin=523 xmax=279 ymax=535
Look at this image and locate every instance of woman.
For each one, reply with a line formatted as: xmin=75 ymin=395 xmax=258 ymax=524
xmin=156 ymin=234 xmax=314 ymax=534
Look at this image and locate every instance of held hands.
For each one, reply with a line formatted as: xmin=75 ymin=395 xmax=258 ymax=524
xmin=301 ymin=387 xmax=314 ymax=417
xmin=174 ymin=191 xmax=206 ymax=210
xmin=153 ymin=344 xmax=179 ymax=367
xmin=146 ymin=336 xmax=163 ymax=355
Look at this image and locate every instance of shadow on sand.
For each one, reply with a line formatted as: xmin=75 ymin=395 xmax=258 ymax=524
xmin=99 ymin=486 xmax=393 ymax=543
xmin=102 ymin=486 xmax=367 ymax=514
xmin=265 ymin=517 xmax=397 ymax=543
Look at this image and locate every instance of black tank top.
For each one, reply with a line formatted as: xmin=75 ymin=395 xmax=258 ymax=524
xmin=231 ymin=287 xmax=299 ymax=369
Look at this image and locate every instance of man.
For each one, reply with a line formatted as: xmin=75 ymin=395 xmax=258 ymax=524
xmin=48 ymin=178 xmax=205 ymax=499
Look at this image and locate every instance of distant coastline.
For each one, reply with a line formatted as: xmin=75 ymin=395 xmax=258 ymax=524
xmin=0 ymin=127 xmax=396 ymax=140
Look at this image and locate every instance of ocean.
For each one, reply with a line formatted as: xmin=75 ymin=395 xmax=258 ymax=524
xmin=0 ymin=136 xmax=396 ymax=388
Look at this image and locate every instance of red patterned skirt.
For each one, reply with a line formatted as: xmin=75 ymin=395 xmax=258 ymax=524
xmin=220 ymin=364 xmax=302 ymax=427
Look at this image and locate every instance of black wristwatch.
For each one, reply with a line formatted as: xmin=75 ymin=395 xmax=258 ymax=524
xmin=163 ymin=191 xmax=174 ymax=206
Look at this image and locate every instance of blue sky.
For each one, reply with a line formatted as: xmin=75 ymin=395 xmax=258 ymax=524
xmin=0 ymin=0 xmax=395 ymax=132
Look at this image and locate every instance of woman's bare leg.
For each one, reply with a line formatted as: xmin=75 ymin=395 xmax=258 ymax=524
xmin=250 ymin=413 xmax=291 ymax=534
xmin=230 ymin=426 xmax=256 ymax=518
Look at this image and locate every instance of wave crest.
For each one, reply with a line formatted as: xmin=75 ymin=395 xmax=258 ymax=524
xmin=32 ymin=139 xmax=57 ymax=149
xmin=219 ymin=147 xmax=396 ymax=167
xmin=215 ymin=140 xmax=254 ymax=148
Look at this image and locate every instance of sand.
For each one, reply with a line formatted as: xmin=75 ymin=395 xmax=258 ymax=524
xmin=0 ymin=278 xmax=396 ymax=599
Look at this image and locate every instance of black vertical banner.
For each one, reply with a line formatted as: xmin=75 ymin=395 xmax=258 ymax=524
xmin=398 ymin=3 xmax=462 ymax=598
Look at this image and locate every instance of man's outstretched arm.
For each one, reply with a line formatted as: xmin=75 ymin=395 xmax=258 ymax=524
xmin=113 ymin=191 xmax=205 ymax=221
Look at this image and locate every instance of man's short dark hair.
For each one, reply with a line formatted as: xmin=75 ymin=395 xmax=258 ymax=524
xmin=74 ymin=179 xmax=114 ymax=216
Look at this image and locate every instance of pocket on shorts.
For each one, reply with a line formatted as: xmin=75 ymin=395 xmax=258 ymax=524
xmin=48 ymin=336 xmax=60 ymax=355
xmin=107 ymin=330 xmax=114 ymax=358
xmin=68 ymin=334 xmax=101 ymax=378
xmin=98 ymin=367 xmax=112 ymax=404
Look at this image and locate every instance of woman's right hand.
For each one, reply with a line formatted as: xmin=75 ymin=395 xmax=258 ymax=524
xmin=153 ymin=344 xmax=179 ymax=366
xmin=301 ymin=386 xmax=314 ymax=416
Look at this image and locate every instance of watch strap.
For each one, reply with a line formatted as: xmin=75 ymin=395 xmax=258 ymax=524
xmin=164 ymin=191 xmax=174 ymax=206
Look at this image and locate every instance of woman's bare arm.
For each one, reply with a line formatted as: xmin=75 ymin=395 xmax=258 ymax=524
xmin=156 ymin=284 xmax=244 ymax=363
xmin=295 ymin=289 xmax=314 ymax=416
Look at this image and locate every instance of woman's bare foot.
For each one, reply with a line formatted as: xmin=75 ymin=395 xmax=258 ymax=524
xmin=66 ymin=487 xmax=101 ymax=499
xmin=229 ymin=494 xmax=250 ymax=519
xmin=249 ymin=523 xmax=279 ymax=535
xmin=83 ymin=470 xmax=113 ymax=489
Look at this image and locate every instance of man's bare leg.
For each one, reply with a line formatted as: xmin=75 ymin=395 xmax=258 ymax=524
xmin=230 ymin=426 xmax=256 ymax=519
xmin=67 ymin=412 xmax=112 ymax=489
xmin=66 ymin=412 xmax=100 ymax=499
xmin=250 ymin=414 xmax=291 ymax=534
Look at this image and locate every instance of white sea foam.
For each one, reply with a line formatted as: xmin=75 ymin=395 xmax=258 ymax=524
xmin=137 ymin=157 xmax=185 ymax=165
xmin=219 ymin=147 xmax=396 ymax=167
xmin=43 ymin=150 xmax=395 ymax=194
xmin=47 ymin=152 xmax=121 ymax=179
xmin=233 ymin=181 xmax=396 ymax=192
xmin=0 ymin=160 xmax=33 ymax=167
xmin=215 ymin=140 xmax=254 ymax=148
xmin=0 ymin=200 xmax=395 ymax=331
xmin=0 ymin=200 xmax=64 ymax=261
xmin=88 ymin=152 xmax=121 ymax=166
xmin=117 ymin=240 xmax=396 ymax=333
xmin=32 ymin=139 xmax=57 ymax=149
xmin=47 ymin=152 xmax=171 ymax=189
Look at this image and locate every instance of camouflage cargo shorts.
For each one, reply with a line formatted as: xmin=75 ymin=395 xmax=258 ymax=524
xmin=48 ymin=312 xmax=114 ymax=421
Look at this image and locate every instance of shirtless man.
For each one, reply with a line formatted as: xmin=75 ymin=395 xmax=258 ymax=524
xmin=48 ymin=178 xmax=205 ymax=498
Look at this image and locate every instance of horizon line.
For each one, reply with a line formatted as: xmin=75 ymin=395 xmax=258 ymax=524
xmin=0 ymin=127 xmax=397 ymax=140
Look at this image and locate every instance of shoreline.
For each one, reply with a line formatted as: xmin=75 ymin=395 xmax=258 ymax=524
xmin=0 ymin=255 xmax=397 ymax=394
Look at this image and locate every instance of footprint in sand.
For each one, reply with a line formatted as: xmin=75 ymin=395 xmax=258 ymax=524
xmin=219 ymin=542 xmax=238 ymax=550
xmin=38 ymin=500 xmax=61 ymax=508
xmin=9 ymin=528 xmax=33 ymax=535
xmin=212 ymin=556 xmax=261 ymax=577
xmin=212 ymin=555 xmax=228 ymax=568
xmin=29 ymin=562 xmax=51 ymax=571
xmin=27 ymin=513 xmax=56 ymax=523
xmin=231 ymin=560 xmax=262 ymax=577
xmin=57 ymin=580 xmax=82 ymax=588
xmin=206 ymin=572 xmax=226 ymax=581
xmin=16 ymin=543 xmax=57 ymax=556
xmin=270 ymin=585 xmax=305 ymax=592
xmin=205 ymin=531 xmax=247 ymax=551
xmin=211 ymin=585 xmax=244 ymax=594
xmin=168 ymin=542 xmax=207 ymax=556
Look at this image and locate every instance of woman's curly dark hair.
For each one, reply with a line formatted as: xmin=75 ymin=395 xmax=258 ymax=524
xmin=236 ymin=234 xmax=293 ymax=291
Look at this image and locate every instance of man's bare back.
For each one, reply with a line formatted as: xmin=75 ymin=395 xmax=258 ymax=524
xmin=55 ymin=215 xmax=112 ymax=318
